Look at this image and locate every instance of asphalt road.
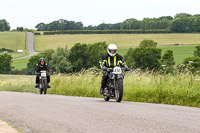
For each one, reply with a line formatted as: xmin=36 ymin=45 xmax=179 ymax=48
xmin=0 ymin=92 xmax=199 ymax=133
xmin=13 ymin=32 xmax=39 ymax=61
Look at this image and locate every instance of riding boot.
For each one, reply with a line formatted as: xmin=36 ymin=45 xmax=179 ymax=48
xmin=100 ymin=87 xmax=104 ymax=95
xmin=47 ymin=83 xmax=51 ymax=88
xmin=35 ymin=84 xmax=39 ymax=88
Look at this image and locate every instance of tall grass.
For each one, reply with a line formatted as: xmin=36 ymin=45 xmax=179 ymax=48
xmin=0 ymin=75 xmax=37 ymax=93
xmin=1 ymin=72 xmax=200 ymax=107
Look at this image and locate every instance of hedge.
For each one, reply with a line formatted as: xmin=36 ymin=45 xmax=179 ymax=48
xmin=43 ymin=29 xmax=172 ymax=35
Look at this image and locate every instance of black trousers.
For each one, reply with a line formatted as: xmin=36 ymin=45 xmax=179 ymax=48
xmin=101 ymin=71 xmax=108 ymax=89
xmin=36 ymin=76 xmax=50 ymax=84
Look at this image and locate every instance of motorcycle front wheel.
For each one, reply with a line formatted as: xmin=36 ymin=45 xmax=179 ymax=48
xmin=115 ymin=79 xmax=123 ymax=102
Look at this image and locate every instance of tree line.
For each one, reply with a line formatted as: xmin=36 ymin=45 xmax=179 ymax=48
xmin=35 ymin=13 xmax=200 ymax=33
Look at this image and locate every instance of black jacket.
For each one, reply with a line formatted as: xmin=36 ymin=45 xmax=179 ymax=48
xmin=99 ymin=53 xmax=126 ymax=68
xmin=34 ymin=63 xmax=51 ymax=74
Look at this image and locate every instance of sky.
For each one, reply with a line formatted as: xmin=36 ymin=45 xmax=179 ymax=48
xmin=1 ymin=0 xmax=200 ymax=29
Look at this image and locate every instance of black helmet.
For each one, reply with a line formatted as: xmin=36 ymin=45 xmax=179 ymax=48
xmin=39 ymin=58 xmax=45 ymax=62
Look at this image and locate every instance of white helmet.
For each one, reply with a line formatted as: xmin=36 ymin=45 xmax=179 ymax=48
xmin=107 ymin=44 xmax=117 ymax=57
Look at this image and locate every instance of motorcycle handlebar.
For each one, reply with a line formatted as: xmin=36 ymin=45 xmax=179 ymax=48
xmin=101 ymin=67 xmax=130 ymax=71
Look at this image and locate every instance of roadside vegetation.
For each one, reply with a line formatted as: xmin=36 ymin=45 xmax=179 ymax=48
xmin=0 ymin=71 xmax=200 ymax=107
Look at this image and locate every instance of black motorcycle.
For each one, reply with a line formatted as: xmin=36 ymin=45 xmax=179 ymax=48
xmin=103 ymin=67 xmax=125 ymax=102
xmin=37 ymin=70 xmax=48 ymax=94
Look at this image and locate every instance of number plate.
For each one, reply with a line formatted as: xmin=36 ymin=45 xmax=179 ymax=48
xmin=41 ymin=71 xmax=46 ymax=77
xmin=112 ymin=67 xmax=122 ymax=74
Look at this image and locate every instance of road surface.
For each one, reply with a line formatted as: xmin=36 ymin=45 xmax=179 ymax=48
xmin=12 ymin=32 xmax=39 ymax=61
xmin=0 ymin=92 xmax=199 ymax=133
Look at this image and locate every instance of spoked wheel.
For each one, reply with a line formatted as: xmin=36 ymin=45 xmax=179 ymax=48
xmin=115 ymin=79 xmax=123 ymax=102
xmin=43 ymin=80 xmax=47 ymax=95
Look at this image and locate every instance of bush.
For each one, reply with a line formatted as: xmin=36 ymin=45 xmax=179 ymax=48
xmin=0 ymin=48 xmax=14 ymax=53
xmin=0 ymin=54 xmax=13 ymax=74
xmin=182 ymin=56 xmax=200 ymax=73
xmin=34 ymin=33 xmax=41 ymax=35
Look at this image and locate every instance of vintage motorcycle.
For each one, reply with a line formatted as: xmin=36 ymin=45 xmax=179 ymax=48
xmin=37 ymin=70 xmax=48 ymax=95
xmin=103 ymin=67 xmax=126 ymax=102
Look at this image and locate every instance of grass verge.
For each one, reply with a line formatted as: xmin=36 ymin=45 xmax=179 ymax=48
xmin=0 ymin=72 xmax=200 ymax=107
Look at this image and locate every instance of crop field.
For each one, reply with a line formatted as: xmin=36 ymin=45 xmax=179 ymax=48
xmin=0 ymin=32 xmax=27 ymax=51
xmin=0 ymin=72 xmax=200 ymax=107
xmin=34 ymin=34 xmax=200 ymax=51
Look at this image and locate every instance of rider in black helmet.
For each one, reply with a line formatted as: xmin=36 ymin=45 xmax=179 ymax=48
xmin=34 ymin=58 xmax=51 ymax=88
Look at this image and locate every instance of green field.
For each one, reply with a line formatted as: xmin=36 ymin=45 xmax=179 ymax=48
xmin=12 ymin=57 xmax=30 ymax=70
xmin=8 ymin=52 xmax=29 ymax=59
xmin=1 ymin=33 xmax=199 ymax=70
xmin=118 ymin=45 xmax=196 ymax=64
xmin=0 ymin=72 xmax=200 ymax=107
xmin=34 ymin=34 xmax=199 ymax=65
xmin=35 ymin=34 xmax=200 ymax=51
xmin=0 ymin=32 xmax=27 ymax=51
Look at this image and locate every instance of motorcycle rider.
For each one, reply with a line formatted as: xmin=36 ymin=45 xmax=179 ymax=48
xmin=99 ymin=44 xmax=130 ymax=95
xmin=34 ymin=58 xmax=51 ymax=88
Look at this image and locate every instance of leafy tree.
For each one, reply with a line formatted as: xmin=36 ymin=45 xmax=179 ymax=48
xmin=0 ymin=54 xmax=13 ymax=74
xmin=69 ymin=42 xmax=108 ymax=71
xmin=161 ymin=50 xmax=175 ymax=67
xmin=0 ymin=19 xmax=10 ymax=31
xmin=194 ymin=45 xmax=200 ymax=57
xmin=87 ymin=42 xmax=108 ymax=68
xmin=69 ymin=43 xmax=88 ymax=71
xmin=161 ymin=50 xmax=175 ymax=73
xmin=125 ymin=47 xmax=161 ymax=70
xmin=35 ymin=23 xmax=46 ymax=31
xmin=16 ymin=27 xmax=24 ymax=31
xmin=125 ymin=40 xmax=161 ymax=71
xmin=174 ymin=13 xmax=192 ymax=19
xmin=139 ymin=39 xmax=157 ymax=48
xmin=35 ymin=19 xmax=84 ymax=31
xmin=49 ymin=47 xmax=72 ymax=73
xmin=121 ymin=18 xmax=142 ymax=29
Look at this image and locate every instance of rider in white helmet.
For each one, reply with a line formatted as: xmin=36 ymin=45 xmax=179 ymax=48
xmin=99 ymin=44 xmax=130 ymax=95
